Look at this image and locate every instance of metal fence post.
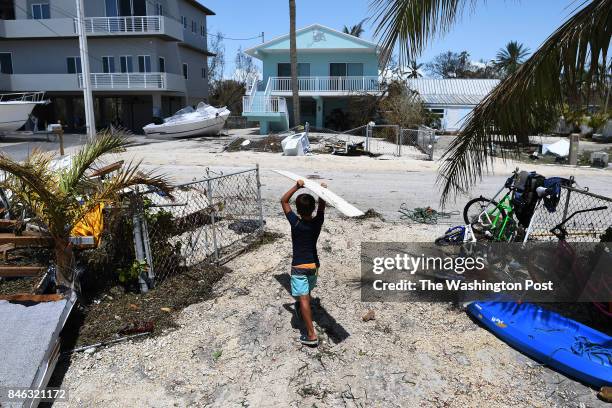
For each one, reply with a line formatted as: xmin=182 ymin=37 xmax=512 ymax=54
xmin=207 ymin=178 xmax=220 ymax=263
xmin=131 ymin=192 xmax=148 ymax=293
xmin=396 ymin=125 xmax=401 ymax=157
xmin=255 ymin=164 xmax=264 ymax=235
xmin=141 ymin=211 xmax=155 ymax=287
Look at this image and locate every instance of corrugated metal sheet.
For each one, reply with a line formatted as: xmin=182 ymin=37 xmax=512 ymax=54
xmin=406 ymin=79 xmax=500 ymax=106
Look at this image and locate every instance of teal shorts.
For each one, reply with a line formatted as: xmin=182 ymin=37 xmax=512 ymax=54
xmin=291 ymin=267 xmax=318 ymax=297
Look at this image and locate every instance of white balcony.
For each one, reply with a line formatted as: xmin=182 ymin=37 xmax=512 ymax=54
xmin=267 ymin=76 xmax=382 ymax=96
xmin=78 ymin=16 xmax=183 ymax=40
xmin=83 ymin=16 xmax=160 ymax=34
xmin=77 ymin=73 xmax=185 ymax=92
xmin=243 ymin=95 xmax=287 ymax=114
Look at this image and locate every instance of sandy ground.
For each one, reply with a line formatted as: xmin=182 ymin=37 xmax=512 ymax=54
xmin=59 ymin=217 xmax=607 ymax=407
xmin=1 ymin=132 xmax=609 ymax=407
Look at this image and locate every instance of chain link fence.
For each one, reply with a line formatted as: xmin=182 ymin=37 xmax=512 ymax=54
xmin=134 ymin=167 xmax=264 ymax=285
xmin=400 ymin=126 xmax=436 ymax=160
xmin=305 ymin=123 xmax=436 ymax=160
xmin=526 ymin=185 xmax=612 ymax=242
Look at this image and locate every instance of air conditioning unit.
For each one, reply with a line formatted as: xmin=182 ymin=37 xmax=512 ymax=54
xmin=590 ymin=151 xmax=609 ymax=168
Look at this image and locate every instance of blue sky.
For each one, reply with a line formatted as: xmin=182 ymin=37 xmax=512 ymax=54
xmin=204 ymin=0 xmax=577 ymax=77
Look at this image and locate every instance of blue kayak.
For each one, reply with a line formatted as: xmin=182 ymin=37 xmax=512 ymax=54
xmin=467 ymin=302 xmax=612 ymax=388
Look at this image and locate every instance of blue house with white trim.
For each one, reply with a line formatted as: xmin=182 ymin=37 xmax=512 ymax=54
xmin=242 ymin=24 xmax=382 ymax=134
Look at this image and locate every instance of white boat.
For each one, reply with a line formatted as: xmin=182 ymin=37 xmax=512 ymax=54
xmin=0 ymin=92 xmax=47 ymax=133
xmin=143 ymin=102 xmax=230 ymax=138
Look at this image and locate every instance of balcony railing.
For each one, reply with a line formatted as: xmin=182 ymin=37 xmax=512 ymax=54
xmin=267 ymin=76 xmax=381 ymax=94
xmin=243 ymin=95 xmax=287 ymax=114
xmin=78 ymin=16 xmax=163 ymax=34
xmin=78 ymin=73 xmax=166 ymax=90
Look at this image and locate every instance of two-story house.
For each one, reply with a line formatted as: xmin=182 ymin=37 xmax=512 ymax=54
xmin=0 ymin=0 xmax=214 ymax=132
xmin=242 ymin=24 xmax=382 ymax=134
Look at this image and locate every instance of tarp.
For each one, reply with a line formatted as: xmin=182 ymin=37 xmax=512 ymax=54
xmin=542 ymin=139 xmax=570 ymax=157
xmin=71 ymin=203 xmax=104 ymax=246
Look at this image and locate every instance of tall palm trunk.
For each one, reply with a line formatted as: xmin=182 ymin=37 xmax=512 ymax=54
xmin=289 ymin=0 xmax=300 ymax=127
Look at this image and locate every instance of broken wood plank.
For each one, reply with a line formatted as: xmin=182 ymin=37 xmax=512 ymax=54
xmin=0 ymin=293 xmax=64 ymax=302
xmin=0 ymin=232 xmax=53 ymax=247
xmin=0 ymin=219 xmax=18 ymax=228
xmin=0 ymin=266 xmax=46 ymax=278
xmin=0 ymin=243 xmax=15 ymax=261
xmin=274 ymin=169 xmax=365 ymax=217
xmin=90 ymin=160 xmax=124 ymax=178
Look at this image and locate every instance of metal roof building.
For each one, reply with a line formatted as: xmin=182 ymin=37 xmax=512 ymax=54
xmin=406 ymin=79 xmax=500 ymax=131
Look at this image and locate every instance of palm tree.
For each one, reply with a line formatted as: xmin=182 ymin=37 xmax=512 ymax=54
xmin=372 ymin=0 xmax=611 ymax=204
xmin=496 ymin=41 xmax=530 ymax=76
xmin=0 ymin=131 xmax=173 ymax=287
xmin=289 ymin=0 xmax=300 ymax=127
xmin=407 ymin=59 xmax=423 ymax=78
xmin=343 ymin=19 xmax=367 ymax=38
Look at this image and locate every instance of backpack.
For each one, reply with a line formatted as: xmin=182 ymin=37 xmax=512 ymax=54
xmin=512 ymin=171 xmax=545 ymax=227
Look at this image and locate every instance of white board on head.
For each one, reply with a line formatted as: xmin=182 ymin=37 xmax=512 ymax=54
xmin=274 ymin=169 xmax=365 ymax=217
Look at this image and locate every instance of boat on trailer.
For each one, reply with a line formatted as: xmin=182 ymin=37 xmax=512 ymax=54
xmin=0 ymin=92 xmax=48 ymax=133
xmin=143 ymin=102 xmax=230 ymax=138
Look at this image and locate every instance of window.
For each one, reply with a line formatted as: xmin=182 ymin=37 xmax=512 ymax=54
xmin=277 ymin=63 xmax=310 ymax=77
xmin=138 ymin=55 xmax=151 ymax=73
xmin=158 ymin=57 xmax=165 ymax=73
xmin=105 ymin=0 xmax=118 ymax=17
xmin=182 ymin=63 xmax=188 ymax=79
xmin=191 ymin=20 xmax=197 ymax=33
xmin=201 ymin=67 xmax=206 ymax=78
xmin=200 ymin=23 xmax=205 ymax=37
xmin=32 ymin=3 xmax=50 ymax=19
xmin=120 ymin=56 xmax=133 ymax=73
xmin=329 ymin=63 xmax=364 ymax=77
xmin=0 ymin=53 xmax=13 ymax=74
xmin=155 ymin=2 xmax=163 ymax=16
xmin=102 ymin=56 xmax=115 ymax=73
xmin=66 ymin=57 xmax=82 ymax=74
xmin=181 ymin=16 xmax=187 ymax=29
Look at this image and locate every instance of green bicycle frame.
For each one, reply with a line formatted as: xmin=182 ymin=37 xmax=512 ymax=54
xmin=479 ymin=193 xmax=515 ymax=242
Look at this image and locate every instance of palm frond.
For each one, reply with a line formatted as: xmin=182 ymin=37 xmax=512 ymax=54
xmin=71 ymin=159 xmax=174 ymax=229
xmin=60 ymin=129 xmax=130 ymax=194
xmin=0 ymin=153 xmax=56 ymax=206
xmin=438 ymin=0 xmax=611 ymax=205
xmin=371 ymin=0 xmax=476 ymax=64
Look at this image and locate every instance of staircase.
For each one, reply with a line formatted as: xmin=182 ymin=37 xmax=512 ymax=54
xmin=242 ymin=79 xmax=289 ymax=134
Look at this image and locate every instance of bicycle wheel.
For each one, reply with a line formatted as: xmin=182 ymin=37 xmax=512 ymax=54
xmin=463 ymin=197 xmax=506 ymax=227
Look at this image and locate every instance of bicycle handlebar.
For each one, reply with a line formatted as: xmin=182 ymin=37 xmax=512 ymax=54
xmin=550 ymin=205 xmax=609 ymax=240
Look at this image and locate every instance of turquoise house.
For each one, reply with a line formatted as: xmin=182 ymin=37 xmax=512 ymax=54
xmin=242 ymin=24 xmax=382 ymax=134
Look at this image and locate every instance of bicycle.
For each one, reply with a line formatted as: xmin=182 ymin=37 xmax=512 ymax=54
xmin=463 ymin=169 xmax=523 ymax=242
xmin=527 ymin=205 xmax=611 ymax=317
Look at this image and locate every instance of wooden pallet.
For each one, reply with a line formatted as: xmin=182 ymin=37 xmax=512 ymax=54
xmin=0 ymin=266 xmax=46 ymax=278
xmin=0 ymin=232 xmax=54 ymax=247
xmin=0 ymin=293 xmax=64 ymax=302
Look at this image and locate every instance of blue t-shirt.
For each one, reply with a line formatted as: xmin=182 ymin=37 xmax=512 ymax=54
xmin=286 ymin=210 xmax=324 ymax=267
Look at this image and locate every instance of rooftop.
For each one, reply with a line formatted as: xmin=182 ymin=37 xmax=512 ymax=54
xmin=406 ymin=78 xmax=500 ymax=106
xmin=186 ymin=0 xmax=215 ymax=16
xmin=244 ymin=24 xmax=379 ymax=58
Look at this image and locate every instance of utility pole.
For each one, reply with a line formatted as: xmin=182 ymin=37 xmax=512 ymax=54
xmin=76 ymin=0 xmax=96 ymax=139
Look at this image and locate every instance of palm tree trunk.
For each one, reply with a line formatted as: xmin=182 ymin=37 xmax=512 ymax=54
xmin=53 ymin=236 xmax=74 ymax=288
xmin=289 ymin=0 xmax=300 ymax=127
